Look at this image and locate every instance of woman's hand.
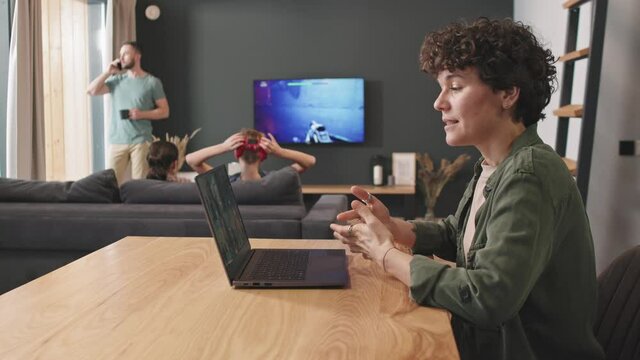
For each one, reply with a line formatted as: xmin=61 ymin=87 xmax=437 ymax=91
xmin=337 ymin=186 xmax=393 ymax=228
xmin=330 ymin=205 xmax=395 ymax=265
xmin=335 ymin=185 xmax=417 ymax=249
xmin=259 ymin=133 xmax=282 ymax=155
xmin=223 ymin=133 xmax=245 ymax=152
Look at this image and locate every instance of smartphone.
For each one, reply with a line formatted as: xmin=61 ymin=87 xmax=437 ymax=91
xmin=116 ymin=62 xmax=122 ymax=70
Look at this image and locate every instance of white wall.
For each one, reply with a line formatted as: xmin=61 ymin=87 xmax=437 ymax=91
xmin=586 ymin=0 xmax=640 ymax=271
xmin=514 ymin=0 xmax=590 ymax=159
xmin=515 ymin=0 xmax=640 ymax=271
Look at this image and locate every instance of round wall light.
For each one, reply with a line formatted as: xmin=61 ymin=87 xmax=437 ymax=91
xmin=145 ymin=5 xmax=161 ymax=21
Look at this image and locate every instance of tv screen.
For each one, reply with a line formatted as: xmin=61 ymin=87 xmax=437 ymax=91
xmin=253 ymin=78 xmax=365 ymax=144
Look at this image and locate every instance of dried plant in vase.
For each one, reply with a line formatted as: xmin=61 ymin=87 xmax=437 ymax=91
xmin=416 ymin=152 xmax=471 ymax=220
xmin=151 ymin=128 xmax=201 ymax=171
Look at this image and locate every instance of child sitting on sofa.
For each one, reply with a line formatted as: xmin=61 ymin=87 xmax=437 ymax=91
xmin=146 ymin=140 xmax=191 ymax=183
xmin=186 ymin=128 xmax=316 ymax=182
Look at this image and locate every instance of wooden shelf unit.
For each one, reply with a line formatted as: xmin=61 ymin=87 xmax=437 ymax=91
xmin=559 ymin=47 xmax=590 ymax=62
xmin=562 ymin=157 xmax=578 ymax=176
xmin=553 ymin=104 xmax=584 ymax=118
xmin=563 ymin=0 xmax=591 ymax=9
xmin=554 ymin=0 xmax=608 ymax=204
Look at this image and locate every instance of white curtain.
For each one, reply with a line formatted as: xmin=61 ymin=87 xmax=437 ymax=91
xmin=60 ymin=0 xmax=93 ymax=181
xmin=5 ymin=0 xmax=137 ymax=180
xmin=102 ymin=0 xmax=136 ymax=168
xmin=6 ymin=0 xmax=45 ymax=180
xmin=39 ymin=0 xmax=93 ymax=181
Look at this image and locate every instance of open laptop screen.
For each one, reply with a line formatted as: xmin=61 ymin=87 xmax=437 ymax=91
xmin=195 ymin=165 xmax=252 ymax=283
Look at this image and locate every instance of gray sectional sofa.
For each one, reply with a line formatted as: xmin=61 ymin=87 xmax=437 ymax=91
xmin=0 ymin=168 xmax=347 ymax=294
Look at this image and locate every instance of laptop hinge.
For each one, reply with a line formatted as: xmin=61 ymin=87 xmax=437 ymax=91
xmin=235 ymin=249 xmax=256 ymax=281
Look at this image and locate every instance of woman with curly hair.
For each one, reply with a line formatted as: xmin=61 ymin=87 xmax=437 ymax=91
xmin=331 ymin=18 xmax=603 ymax=359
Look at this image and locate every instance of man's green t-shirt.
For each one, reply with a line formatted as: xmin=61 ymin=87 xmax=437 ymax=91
xmin=105 ymin=73 xmax=166 ymax=144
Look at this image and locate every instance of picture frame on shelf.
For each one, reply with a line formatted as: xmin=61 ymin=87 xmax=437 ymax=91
xmin=392 ymin=152 xmax=416 ymax=186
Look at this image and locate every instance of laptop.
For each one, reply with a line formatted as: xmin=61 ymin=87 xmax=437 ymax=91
xmin=195 ymin=165 xmax=349 ymax=288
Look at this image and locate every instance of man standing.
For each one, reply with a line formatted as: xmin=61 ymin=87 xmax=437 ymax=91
xmin=87 ymin=41 xmax=170 ymax=184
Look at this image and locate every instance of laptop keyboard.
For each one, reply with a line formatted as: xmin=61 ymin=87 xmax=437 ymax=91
xmin=247 ymin=250 xmax=309 ymax=281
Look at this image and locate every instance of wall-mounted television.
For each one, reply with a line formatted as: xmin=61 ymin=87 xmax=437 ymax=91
xmin=253 ymin=77 xmax=365 ymax=144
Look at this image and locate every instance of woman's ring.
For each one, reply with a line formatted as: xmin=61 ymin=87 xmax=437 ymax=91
xmin=347 ymin=224 xmax=354 ymax=237
xmin=365 ymin=192 xmax=373 ymax=205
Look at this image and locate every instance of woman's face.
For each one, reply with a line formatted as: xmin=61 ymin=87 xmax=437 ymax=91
xmin=433 ymin=67 xmax=509 ymax=148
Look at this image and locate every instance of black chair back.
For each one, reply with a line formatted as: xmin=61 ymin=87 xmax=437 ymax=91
xmin=594 ymin=245 xmax=640 ymax=360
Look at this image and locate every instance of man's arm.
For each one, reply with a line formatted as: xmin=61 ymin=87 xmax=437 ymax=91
xmin=186 ymin=133 xmax=244 ymax=174
xmin=87 ymin=60 xmax=120 ymax=96
xmin=278 ymin=148 xmax=316 ymax=173
xmin=185 ymin=147 xmax=216 ymax=174
xmin=260 ymin=134 xmax=316 ymax=173
xmin=87 ymin=72 xmax=112 ymax=96
xmin=129 ymin=98 xmax=170 ymax=121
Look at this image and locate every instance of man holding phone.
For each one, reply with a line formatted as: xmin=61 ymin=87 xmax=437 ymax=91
xmin=87 ymin=41 xmax=170 ymax=184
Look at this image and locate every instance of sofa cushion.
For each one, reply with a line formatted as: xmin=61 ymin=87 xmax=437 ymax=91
xmin=237 ymin=205 xmax=306 ymax=220
xmin=120 ymin=180 xmax=200 ymax=204
xmin=0 ymin=169 xmax=120 ymax=203
xmin=232 ymin=167 xmax=303 ymax=205
xmin=0 ymin=203 xmax=308 ymax=252
xmin=121 ymin=166 xmax=303 ymax=206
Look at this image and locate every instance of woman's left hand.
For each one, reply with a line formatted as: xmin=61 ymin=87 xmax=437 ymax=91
xmin=259 ymin=133 xmax=282 ymax=155
xmin=330 ymin=205 xmax=395 ymax=265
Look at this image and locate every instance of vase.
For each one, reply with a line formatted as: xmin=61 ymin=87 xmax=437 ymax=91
xmin=423 ymin=197 xmax=438 ymax=220
xmin=424 ymin=207 xmax=436 ymax=221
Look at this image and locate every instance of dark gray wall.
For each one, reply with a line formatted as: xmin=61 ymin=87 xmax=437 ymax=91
xmin=135 ymin=0 xmax=512 ymax=217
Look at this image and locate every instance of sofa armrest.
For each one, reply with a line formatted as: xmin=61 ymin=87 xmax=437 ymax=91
xmin=301 ymin=195 xmax=348 ymax=239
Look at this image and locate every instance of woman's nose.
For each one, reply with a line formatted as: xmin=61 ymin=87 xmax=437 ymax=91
xmin=433 ymin=91 xmax=448 ymax=112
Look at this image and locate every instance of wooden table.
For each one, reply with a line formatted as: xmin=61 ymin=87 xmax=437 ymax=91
xmin=0 ymin=237 xmax=458 ymax=359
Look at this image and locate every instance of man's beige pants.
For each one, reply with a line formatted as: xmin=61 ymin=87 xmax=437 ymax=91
xmin=109 ymin=143 xmax=149 ymax=185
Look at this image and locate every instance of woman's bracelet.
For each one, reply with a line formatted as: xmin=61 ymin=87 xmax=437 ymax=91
xmin=382 ymin=246 xmax=397 ymax=273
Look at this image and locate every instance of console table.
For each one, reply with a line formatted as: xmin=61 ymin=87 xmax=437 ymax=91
xmin=303 ymin=184 xmax=417 ymax=218
xmin=302 ymin=184 xmax=415 ymax=195
xmin=0 ymin=236 xmax=458 ymax=359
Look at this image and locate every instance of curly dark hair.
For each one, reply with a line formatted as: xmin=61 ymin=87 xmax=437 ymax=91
xmin=419 ymin=18 xmax=557 ymax=126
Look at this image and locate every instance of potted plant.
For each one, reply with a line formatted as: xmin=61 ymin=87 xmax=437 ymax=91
xmin=151 ymin=128 xmax=201 ymax=171
xmin=416 ymin=152 xmax=471 ymax=220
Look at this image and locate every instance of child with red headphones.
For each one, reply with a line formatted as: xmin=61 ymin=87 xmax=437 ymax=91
xmin=186 ymin=128 xmax=316 ymax=181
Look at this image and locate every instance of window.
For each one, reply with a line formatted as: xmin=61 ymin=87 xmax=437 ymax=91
xmin=0 ymin=1 xmax=14 ymax=177
xmin=40 ymin=0 xmax=108 ymax=179
xmin=88 ymin=0 xmax=108 ymax=172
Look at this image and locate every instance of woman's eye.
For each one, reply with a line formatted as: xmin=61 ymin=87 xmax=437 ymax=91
xmin=450 ymin=86 xmax=461 ymax=91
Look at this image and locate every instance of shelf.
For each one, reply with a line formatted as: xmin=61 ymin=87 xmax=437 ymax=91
xmin=563 ymin=0 xmax=590 ymax=9
xmin=559 ymin=47 xmax=589 ymax=62
xmin=562 ymin=157 xmax=577 ymax=176
xmin=553 ymin=104 xmax=583 ymax=117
